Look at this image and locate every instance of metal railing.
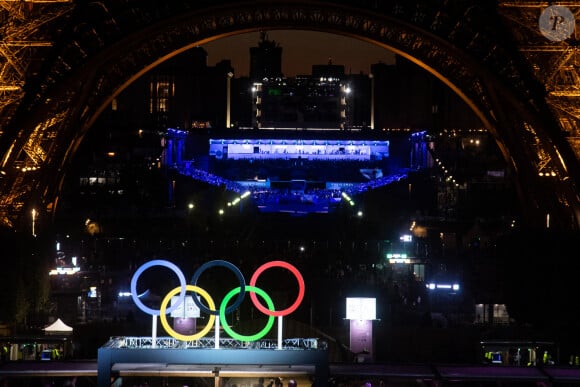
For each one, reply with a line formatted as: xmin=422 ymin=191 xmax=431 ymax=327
xmin=103 ymin=336 xmax=325 ymax=350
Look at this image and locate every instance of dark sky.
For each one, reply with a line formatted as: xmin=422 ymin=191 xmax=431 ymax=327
xmin=201 ymin=30 xmax=396 ymax=77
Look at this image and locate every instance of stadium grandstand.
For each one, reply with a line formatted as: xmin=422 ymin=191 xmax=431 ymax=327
xmin=164 ymin=128 xmax=411 ymax=214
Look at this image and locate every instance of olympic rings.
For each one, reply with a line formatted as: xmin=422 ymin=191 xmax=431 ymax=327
xmin=130 ymin=259 xmax=305 ymax=342
xmin=220 ymin=286 xmax=275 ymax=341
xmin=159 ymin=285 xmax=216 ymax=341
xmin=249 ymin=260 xmax=305 ymax=317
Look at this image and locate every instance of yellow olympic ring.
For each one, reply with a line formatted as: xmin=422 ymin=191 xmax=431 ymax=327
xmin=159 ymin=285 xmax=216 ymax=341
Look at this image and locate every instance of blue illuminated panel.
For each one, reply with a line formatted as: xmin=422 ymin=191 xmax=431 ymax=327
xmin=209 ymin=138 xmax=389 ymax=161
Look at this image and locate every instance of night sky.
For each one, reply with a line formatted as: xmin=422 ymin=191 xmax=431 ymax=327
xmin=201 ymin=30 xmax=396 ymax=77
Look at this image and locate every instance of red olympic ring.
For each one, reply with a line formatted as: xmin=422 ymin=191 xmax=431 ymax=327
xmin=249 ymin=260 xmax=305 ymax=317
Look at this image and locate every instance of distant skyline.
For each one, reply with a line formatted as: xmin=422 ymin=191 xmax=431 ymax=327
xmin=201 ymin=30 xmax=396 ymax=78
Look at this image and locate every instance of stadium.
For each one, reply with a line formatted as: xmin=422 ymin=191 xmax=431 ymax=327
xmin=166 ymin=128 xmax=413 ymax=216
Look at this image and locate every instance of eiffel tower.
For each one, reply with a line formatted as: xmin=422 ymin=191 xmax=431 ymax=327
xmin=0 ymin=1 xmax=579 ymax=231
xmin=498 ymin=1 xmax=580 ymax=173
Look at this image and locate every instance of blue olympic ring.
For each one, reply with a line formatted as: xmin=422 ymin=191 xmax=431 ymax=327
xmin=130 ymin=259 xmax=187 ymax=316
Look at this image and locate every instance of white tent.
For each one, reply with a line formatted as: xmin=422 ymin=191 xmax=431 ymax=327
xmin=43 ymin=318 xmax=73 ymax=335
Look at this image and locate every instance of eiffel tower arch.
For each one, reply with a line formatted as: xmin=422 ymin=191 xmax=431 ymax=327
xmin=0 ymin=1 xmax=579 ymax=232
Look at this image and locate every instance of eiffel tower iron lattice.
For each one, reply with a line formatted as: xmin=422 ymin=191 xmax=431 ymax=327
xmin=0 ymin=1 xmax=578 ymax=231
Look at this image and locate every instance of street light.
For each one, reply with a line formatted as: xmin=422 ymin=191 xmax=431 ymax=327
xmin=341 ymin=84 xmax=352 ymax=130
xmin=226 ymin=71 xmax=234 ymax=128
xmin=31 ymin=208 xmax=37 ymax=237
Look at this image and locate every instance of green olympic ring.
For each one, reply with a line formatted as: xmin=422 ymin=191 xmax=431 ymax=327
xmin=220 ymin=285 xmax=275 ymax=341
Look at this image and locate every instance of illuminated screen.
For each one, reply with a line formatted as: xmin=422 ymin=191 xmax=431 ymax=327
xmin=41 ymin=350 xmax=52 ymax=361
xmin=346 ymin=297 xmax=376 ymax=320
xmin=209 ymin=138 xmax=389 ymax=161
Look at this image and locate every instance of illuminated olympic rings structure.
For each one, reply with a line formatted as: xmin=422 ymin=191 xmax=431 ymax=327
xmin=130 ymin=259 xmax=305 ymax=342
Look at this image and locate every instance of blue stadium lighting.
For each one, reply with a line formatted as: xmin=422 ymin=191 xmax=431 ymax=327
xmin=166 ymin=128 xmax=188 ymax=135
xmin=166 ymin=129 xmax=409 ymax=214
xmin=176 ymin=166 xmax=406 ymax=214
